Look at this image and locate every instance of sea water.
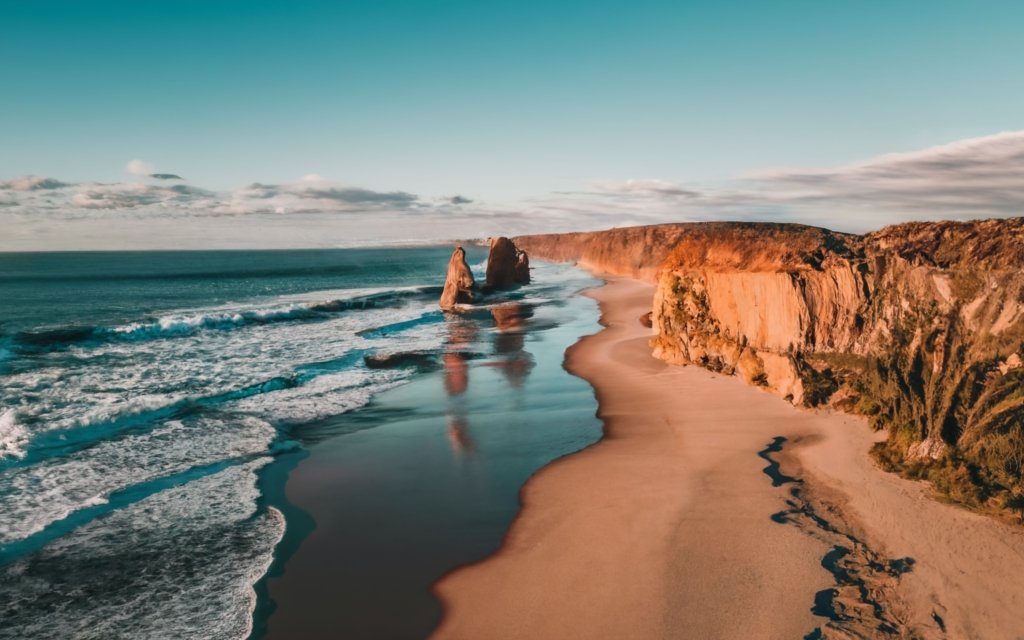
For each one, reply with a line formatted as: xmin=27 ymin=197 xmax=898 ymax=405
xmin=0 ymin=247 xmax=600 ymax=639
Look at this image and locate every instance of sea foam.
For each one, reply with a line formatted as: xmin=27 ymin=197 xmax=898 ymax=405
xmin=0 ymin=460 xmax=284 ymax=640
xmin=0 ymin=410 xmax=28 ymax=459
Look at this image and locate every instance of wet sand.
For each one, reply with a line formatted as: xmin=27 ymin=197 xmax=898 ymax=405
xmin=261 ymin=268 xmax=605 ymax=639
xmin=433 ymin=277 xmax=1024 ymax=639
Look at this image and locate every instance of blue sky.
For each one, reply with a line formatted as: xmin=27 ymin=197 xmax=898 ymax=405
xmin=2 ymin=1 xmax=1023 ymax=248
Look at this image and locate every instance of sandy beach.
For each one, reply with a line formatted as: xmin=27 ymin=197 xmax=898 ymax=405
xmin=432 ymin=277 xmax=1024 ymax=639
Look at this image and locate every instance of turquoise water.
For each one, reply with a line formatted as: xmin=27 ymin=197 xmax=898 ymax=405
xmin=0 ymin=248 xmax=602 ymax=639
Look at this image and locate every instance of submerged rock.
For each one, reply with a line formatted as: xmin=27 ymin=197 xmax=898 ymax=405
xmin=439 ymin=246 xmax=476 ymax=310
xmin=364 ymin=351 xmax=437 ymax=371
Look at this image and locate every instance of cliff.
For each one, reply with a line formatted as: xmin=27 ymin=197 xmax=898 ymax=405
xmin=517 ymin=218 xmax=1024 ymax=519
xmin=516 ymin=224 xmax=699 ymax=281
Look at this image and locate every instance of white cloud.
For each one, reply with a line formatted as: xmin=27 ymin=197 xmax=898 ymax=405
xmin=3 ymin=131 xmax=1024 ymax=249
xmin=556 ymin=131 xmax=1024 ymax=232
xmin=125 ymin=159 xmax=156 ymax=177
xmin=0 ymin=175 xmax=69 ymax=191
xmin=749 ymin=130 xmax=1024 ymax=215
xmin=592 ymin=179 xmax=700 ymax=198
xmin=69 ymin=182 xmax=217 ymax=210
xmin=217 ymin=177 xmax=420 ymax=214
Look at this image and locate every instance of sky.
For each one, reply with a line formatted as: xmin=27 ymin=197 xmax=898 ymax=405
xmin=2 ymin=0 xmax=1023 ymax=250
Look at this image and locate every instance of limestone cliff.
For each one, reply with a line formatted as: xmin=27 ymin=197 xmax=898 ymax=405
xmin=517 ymin=224 xmax=697 ymax=280
xmin=518 ymin=218 xmax=1024 ymax=518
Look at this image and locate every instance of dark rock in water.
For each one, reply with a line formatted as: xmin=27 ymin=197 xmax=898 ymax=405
xmin=364 ymin=351 xmax=437 ymax=371
xmin=439 ymin=246 xmax=476 ymax=310
xmin=639 ymin=311 xmax=653 ymax=328
xmin=485 ymin=237 xmax=530 ymax=289
xmin=514 ymin=250 xmax=530 ymax=284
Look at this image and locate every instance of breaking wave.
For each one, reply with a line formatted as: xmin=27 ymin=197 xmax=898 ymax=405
xmin=8 ymin=286 xmax=436 ymax=353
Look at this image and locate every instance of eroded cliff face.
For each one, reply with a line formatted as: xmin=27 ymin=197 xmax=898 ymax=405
xmin=648 ymin=224 xmax=868 ymax=406
xmin=518 ymin=218 xmax=1024 ymax=518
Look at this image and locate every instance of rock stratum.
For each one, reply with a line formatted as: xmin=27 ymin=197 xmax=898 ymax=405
xmin=517 ymin=218 xmax=1024 ymax=519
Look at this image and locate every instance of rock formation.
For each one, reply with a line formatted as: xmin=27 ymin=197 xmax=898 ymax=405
xmin=518 ymin=218 xmax=1024 ymax=519
xmin=514 ymin=250 xmax=530 ymax=284
xmin=439 ymin=246 xmax=476 ymax=310
xmin=364 ymin=351 xmax=437 ymax=371
xmin=485 ymin=237 xmax=530 ymax=289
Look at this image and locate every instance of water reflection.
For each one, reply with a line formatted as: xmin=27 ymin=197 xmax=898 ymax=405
xmin=441 ymin=303 xmax=538 ymax=455
xmin=446 ymin=416 xmax=475 ymax=454
xmin=489 ymin=304 xmax=536 ymax=389
xmin=442 ymin=317 xmax=477 ymax=397
xmin=443 ymin=316 xmax=476 ymax=455
xmin=443 ymin=352 xmax=470 ymax=396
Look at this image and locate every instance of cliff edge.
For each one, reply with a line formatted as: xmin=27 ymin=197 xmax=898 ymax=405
xmin=517 ymin=218 xmax=1024 ymax=519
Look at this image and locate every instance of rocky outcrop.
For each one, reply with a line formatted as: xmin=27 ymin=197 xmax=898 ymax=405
xmin=439 ymin=246 xmax=476 ymax=310
xmin=518 ymin=218 xmax=1024 ymax=519
xmin=364 ymin=351 xmax=437 ymax=371
xmin=513 ymin=250 xmax=530 ymax=284
xmin=485 ymin=237 xmax=530 ymax=289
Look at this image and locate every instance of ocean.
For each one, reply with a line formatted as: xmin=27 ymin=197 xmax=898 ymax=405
xmin=0 ymin=247 xmax=602 ymax=639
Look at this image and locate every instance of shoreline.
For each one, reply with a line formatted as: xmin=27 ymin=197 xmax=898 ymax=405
xmin=432 ymin=276 xmax=1024 ymax=639
xmin=259 ymin=262 xmax=605 ymax=638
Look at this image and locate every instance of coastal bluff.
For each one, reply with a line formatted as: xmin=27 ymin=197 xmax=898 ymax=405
xmin=517 ymin=218 xmax=1024 ymax=519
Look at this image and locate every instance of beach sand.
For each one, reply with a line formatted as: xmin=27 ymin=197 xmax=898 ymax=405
xmin=432 ymin=277 xmax=1024 ymax=639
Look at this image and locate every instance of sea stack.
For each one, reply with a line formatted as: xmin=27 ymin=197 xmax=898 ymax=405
xmin=513 ymin=249 xmax=530 ymax=284
xmin=485 ymin=237 xmax=530 ymax=289
xmin=439 ymin=246 xmax=476 ymax=310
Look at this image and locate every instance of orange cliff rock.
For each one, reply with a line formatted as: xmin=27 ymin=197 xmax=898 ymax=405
xmin=439 ymin=246 xmax=476 ymax=310
xmin=485 ymin=237 xmax=530 ymax=289
xmin=517 ymin=218 xmax=1024 ymax=518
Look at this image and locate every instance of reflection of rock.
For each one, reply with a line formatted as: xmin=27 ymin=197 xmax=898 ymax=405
xmin=485 ymin=237 xmax=530 ymax=289
xmin=444 ymin=352 xmax=470 ymax=396
xmin=445 ymin=315 xmax=479 ymax=347
xmin=364 ymin=351 xmax=436 ymax=371
xmin=491 ymin=303 xmax=533 ymax=332
xmin=491 ymin=303 xmax=534 ymax=358
xmin=440 ymin=246 xmax=476 ymax=310
xmin=443 ymin=315 xmax=478 ymax=396
xmin=492 ymin=351 xmax=534 ymax=388
xmin=487 ymin=303 xmax=535 ymax=387
xmin=494 ymin=330 xmax=525 ymax=355
xmin=446 ymin=416 xmax=476 ymax=454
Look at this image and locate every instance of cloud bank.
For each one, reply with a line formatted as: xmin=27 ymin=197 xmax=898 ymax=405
xmin=2 ymin=132 xmax=1023 ymax=249
xmin=558 ymin=131 xmax=1024 ymax=231
xmin=748 ymin=130 xmax=1024 ymax=215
